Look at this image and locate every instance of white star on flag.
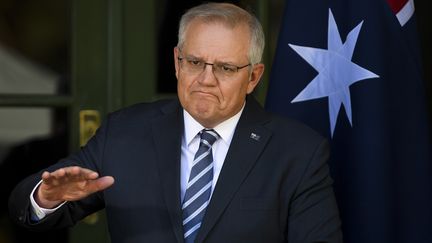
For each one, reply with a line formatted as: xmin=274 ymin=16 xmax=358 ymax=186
xmin=289 ymin=9 xmax=379 ymax=136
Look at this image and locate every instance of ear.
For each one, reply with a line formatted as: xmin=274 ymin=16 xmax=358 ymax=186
xmin=246 ymin=63 xmax=265 ymax=94
xmin=174 ymin=47 xmax=180 ymax=79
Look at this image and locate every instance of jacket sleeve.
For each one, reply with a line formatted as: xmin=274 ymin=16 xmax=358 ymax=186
xmin=8 ymin=117 xmax=111 ymax=231
xmin=287 ymin=139 xmax=343 ymax=243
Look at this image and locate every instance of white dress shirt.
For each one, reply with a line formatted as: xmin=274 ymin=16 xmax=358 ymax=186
xmin=30 ymin=103 xmax=245 ymax=219
xmin=180 ymin=106 xmax=244 ymax=202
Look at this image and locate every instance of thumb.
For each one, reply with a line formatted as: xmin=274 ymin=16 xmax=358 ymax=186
xmin=90 ymin=176 xmax=115 ymax=193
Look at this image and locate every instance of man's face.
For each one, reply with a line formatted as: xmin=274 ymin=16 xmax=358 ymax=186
xmin=174 ymin=21 xmax=264 ymax=128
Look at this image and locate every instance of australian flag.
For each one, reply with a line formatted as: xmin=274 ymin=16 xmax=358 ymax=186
xmin=266 ymin=0 xmax=432 ymax=242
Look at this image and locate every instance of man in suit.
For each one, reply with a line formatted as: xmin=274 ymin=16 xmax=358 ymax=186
xmin=9 ymin=2 xmax=342 ymax=242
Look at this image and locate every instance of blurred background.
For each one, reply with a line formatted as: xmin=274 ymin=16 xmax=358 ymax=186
xmin=0 ymin=0 xmax=430 ymax=242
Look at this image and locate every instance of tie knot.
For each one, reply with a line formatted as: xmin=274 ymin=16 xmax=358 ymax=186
xmin=200 ymin=129 xmax=219 ymax=146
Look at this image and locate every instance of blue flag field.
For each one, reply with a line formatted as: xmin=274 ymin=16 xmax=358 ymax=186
xmin=266 ymin=0 xmax=432 ymax=242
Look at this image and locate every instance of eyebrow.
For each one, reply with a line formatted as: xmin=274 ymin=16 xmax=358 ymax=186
xmin=183 ymin=54 xmax=200 ymax=60
xmin=184 ymin=55 xmax=238 ymax=66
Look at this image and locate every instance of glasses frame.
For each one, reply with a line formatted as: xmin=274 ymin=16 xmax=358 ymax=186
xmin=178 ymin=57 xmax=251 ymax=71
xmin=177 ymin=54 xmax=252 ymax=81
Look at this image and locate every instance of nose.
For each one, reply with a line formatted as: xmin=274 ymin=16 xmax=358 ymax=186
xmin=197 ymin=63 xmax=218 ymax=85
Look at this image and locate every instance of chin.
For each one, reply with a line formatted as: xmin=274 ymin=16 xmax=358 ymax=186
xmin=191 ymin=97 xmax=214 ymax=110
xmin=194 ymin=105 xmax=213 ymax=117
xmin=189 ymin=105 xmax=215 ymax=124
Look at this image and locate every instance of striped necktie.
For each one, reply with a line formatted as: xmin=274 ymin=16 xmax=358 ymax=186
xmin=182 ymin=129 xmax=219 ymax=243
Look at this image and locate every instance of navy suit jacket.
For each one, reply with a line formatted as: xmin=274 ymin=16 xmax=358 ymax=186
xmin=9 ymin=97 xmax=342 ymax=243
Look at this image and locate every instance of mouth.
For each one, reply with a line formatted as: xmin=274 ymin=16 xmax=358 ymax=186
xmin=193 ymin=90 xmax=215 ymax=97
xmin=191 ymin=90 xmax=219 ymax=102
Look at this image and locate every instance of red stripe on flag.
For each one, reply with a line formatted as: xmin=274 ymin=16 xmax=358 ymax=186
xmin=387 ymin=0 xmax=408 ymax=13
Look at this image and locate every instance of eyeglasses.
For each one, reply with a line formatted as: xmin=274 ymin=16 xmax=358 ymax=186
xmin=177 ymin=56 xmax=251 ymax=81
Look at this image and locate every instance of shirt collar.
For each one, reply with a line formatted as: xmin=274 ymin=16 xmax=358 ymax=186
xmin=183 ymin=103 xmax=245 ymax=146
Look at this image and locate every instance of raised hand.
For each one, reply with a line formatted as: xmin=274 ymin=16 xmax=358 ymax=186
xmin=35 ymin=166 xmax=115 ymax=208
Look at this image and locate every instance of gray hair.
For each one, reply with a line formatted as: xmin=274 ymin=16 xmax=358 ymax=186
xmin=177 ymin=2 xmax=265 ymax=64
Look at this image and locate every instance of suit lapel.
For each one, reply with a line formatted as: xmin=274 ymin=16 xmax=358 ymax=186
xmin=196 ymin=97 xmax=272 ymax=242
xmin=151 ymin=100 xmax=184 ymax=243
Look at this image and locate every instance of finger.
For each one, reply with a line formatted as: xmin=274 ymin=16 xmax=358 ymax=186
xmin=41 ymin=171 xmax=50 ymax=180
xmin=63 ymin=166 xmax=82 ymax=180
xmin=87 ymin=176 xmax=115 ymax=194
xmin=41 ymin=171 xmax=53 ymax=184
xmin=42 ymin=168 xmax=67 ymax=186
xmin=47 ymin=169 xmax=67 ymax=186
xmin=61 ymin=176 xmax=114 ymax=202
xmin=67 ymin=166 xmax=81 ymax=176
xmin=45 ymin=167 xmax=82 ymax=186
xmin=63 ymin=166 xmax=97 ymax=181
xmin=79 ymin=167 xmax=99 ymax=180
xmin=51 ymin=168 xmax=66 ymax=179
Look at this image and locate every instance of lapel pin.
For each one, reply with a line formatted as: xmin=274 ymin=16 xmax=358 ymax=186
xmin=250 ymin=132 xmax=260 ymax=141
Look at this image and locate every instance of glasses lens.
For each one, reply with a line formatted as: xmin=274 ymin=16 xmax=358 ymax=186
xmin=179 ymin=56 xmax=249 ymax=81
xmin=214 ymin=63 xmax=238 ymax=79
xmin=180 ymin=58 xmax=203 ymax=73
